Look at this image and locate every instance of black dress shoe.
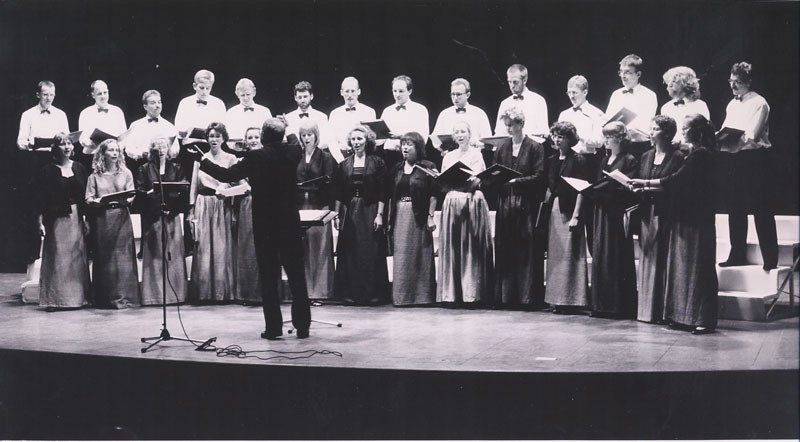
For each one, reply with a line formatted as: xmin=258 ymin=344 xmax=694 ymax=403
xmin=691 ymin=327 xmax=714 ymax=335
xmin=719 ymin=259 xmax=747 ymax=267
xmin=295 ymin=329 xmax=310 ymax=339
xmin=763 ymin=263 xmax=777 ymax=271
xmin=261 ymin=331 xmax=282 ymax=340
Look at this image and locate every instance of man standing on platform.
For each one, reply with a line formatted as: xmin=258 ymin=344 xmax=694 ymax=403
xmin=284 ymin=81 xmax=328 ymax=142
xmin=185 ymin=118 xmax=311 ymax=339
xmin=77 ymin=80 xmax=127 ymax=172
xmin=17 ymin=81 xmax=69 ymax=150
xmin=327 ymin=76 xmax=376 ymax=162
xmin=225 ymin=78 xmax=272 ymax=141
xmin=495 ymin=64 xmax=549 ymax=143
xmin=557 ymin=75 xmax=605 ymax=156
xmin=604 ymin=54 xmax=657 ymax=157
xmin=379 ymin=75 xmax=429 ymax=170
xmin=174 ymin=69 xmax=227 ymax=133
xmin=431 ymin=78 xmax=492 ymax=154
xmin=123 ymin=90 xmax=179 ymax=171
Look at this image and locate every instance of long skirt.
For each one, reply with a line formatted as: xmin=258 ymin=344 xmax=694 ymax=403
xmin=140 ymin=215 xmax=187 ymax=305
xmin=333 ymin=196 xmax=389 ymax=304
xmin=545 ymin=198 xmax=588 ymax=307
xmin=637 ymin=205 xmax=668 ymax=322
xmin=234 ymin=195 xmax=263 ymax=304
xmin=300 ymin=194 xmax=335 ymax=300
xmin=39 ymin=204 xmax=90 ymax=308
xmin=664 ymin=220 xmax=719 ymax=328
xmin=494 ymin=192 xmax=543 ymax=306
xmin=90 ymin=207 xmax=139 ymax=308
xmin=392 ymin=201 xmax=436 ymax=305
xmin=590 ymin=203 xmax=637 ymax=315
xmin=190 ymin=194 xmax=234 ymax=302
xmin=437 ymin=190 xmax=494 ymax=304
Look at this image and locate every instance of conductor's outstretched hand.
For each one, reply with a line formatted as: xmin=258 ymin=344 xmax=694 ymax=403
xmin=185 ymin=145 xmax=203 ymax=162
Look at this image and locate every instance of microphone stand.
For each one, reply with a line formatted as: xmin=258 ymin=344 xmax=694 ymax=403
xmin=141 ymin=156 xmax=215 ymax=352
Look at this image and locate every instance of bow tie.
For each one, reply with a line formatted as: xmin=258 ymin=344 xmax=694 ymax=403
xmin=40 ymin=109 xmax=51 ymax=114
xmin=299 ymin=112 xmax=309 ymax=118
xmin=243 ymin=107 xmax=254 ymax=112
xmin=734 ymin=95 xmax=743 ymax=101
xmin=345 ymin=107 xmax=356 ymax=112
xmin=673 ymin=99 xmax=685 ymax=106
xmin=455 ymin=107 xmax=466 ymax=114
xmin=512 ymin=95 xmax=524 ymax=101
xmin=196 ymin=99 xmax=207 ymax=105
xmin=622 ymin=88 xmax=634 ymax=94
xmin=148 ymin=117 xmax=159 ymax=123
xmin=97 ymin=107 xmax=109 ymax=113
xmin=395 ymin=104 xmax=406 ymax=111
xmin=572 ymin=106 xmax=583 ymax=112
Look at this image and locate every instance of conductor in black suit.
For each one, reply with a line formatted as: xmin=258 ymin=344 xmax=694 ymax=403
xmin=186 ymin=118 xmax=311 ymax=339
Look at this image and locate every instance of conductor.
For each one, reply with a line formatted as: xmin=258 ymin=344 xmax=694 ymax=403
xmin=185 ymin=118 xmax=311 ymax=339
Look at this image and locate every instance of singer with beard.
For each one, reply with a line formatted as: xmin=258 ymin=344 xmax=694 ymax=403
xmin=136 ymin=137 xmax=189 ymax=305
xmin=185 ymin=118 xmax=311 ymax=340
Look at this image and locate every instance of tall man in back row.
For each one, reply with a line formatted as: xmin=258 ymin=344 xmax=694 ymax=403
xmin=186 ymin=118 xmax=311 ymax=339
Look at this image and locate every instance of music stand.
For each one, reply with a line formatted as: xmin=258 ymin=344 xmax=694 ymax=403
xmin=141 ymin=167 xmax=214 ymax=352
xmin=283 ymin=209 xmax=343 ymax=334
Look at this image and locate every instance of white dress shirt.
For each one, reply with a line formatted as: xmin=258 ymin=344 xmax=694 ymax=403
xmin=557 ymin=101 xmax=606 ymax=154
xmin=720 ymin=91 xmax=771 ymax=151
xmin=328 ymin=102 xmax=377 ymax=153
xmin=78 ymin=104 xmax=127 ymax=150
xmin=494 ymin=88 xmax=549 ymax=142
xmin=123 ymin=115 xmax=179 ymax=159
xmin=379 ymin=100 xmax=429 ymax=151
xmin=17 ymin=105 xmax=69 ymax=148
xmin=659 ymin=98 xmax=710 ymax=143
xmin=174 ymin=94 xmax=227 ymax=133
xmin=431 ymin=104 xmax=492 ymax=149
xmin=225 ymin=103 xmax=272 ymax=140
xmin=605 ymin=83 xmax=658 ymax=142
xmin=285 ymin=106 xmax=329 ymax=141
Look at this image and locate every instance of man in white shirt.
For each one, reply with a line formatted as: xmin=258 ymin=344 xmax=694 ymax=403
xmin=659 ymin=66 xmax=710 ymax=144
xmin=174 ymin=69 xmax=227 ymax=134
xmin=431 ymin=78 xmax=492 ymax=153
xmin=123 ymin=90 xmax=179 ymax=166
xmin=284 ymin=81 xmax=329 ymax=142
xmin=17 ymin=80 xmax=69 ymax=150
xmin=604 ymin=54 xmax=658 ymax=148
xmin=225 ymin=78 xmax=272 ymax=140
xmin=494 ymin=64 xmax=549 ymax=143
xmin=379 ymin=75 xmax=429 ymax=169
xmin=557 ymin=75 xmax=605 ymax=154
xmin=77 ymin=80 xmax=127 ymax=159
xmin=327 ymin=76 xmax=376 ymax=162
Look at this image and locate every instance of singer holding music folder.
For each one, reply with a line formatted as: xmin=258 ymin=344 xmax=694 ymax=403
xmin=136 ymin=137 xmax=189 ymax=306
xmin=85 ymin=139 xmax=140 ymax=308
xmin=185 ymin=118 xmax=311 ymax=340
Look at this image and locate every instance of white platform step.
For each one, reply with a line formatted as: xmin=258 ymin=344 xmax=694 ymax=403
xmin=718 ymin=290 xmax=780 ymax=321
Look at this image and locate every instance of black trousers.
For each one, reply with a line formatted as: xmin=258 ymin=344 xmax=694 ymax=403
xmin=725 ymin=149 xmax=778 ymax=267
xmin=254 ymin=227 xmax=311 ymax=334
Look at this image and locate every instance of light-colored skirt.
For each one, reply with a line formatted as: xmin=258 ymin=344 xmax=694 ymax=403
xmin=141 ymin=215 xmax=187 ymax=305
xmin=544 ymin=197 xmax=588 ymax=307
xmin=637 ymin=205 xmax=667 ymax=322
xmin=39 ymin=204 xmax=89 ymax=308
xmin=234 ymin=195 xmax=262 ymax=303
xmin=392 ymin=201 xmax=436 ymax=305
xmin=190 ymin=194 xmax=234 ymax=303
xmin=437 ymin=190 xmax=494 ymax=304
xmin=90 ymin=207 xmax=139 ymax=308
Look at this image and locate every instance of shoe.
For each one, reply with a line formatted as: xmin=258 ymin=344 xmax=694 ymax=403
xmin=295 ymin=329 xmax=310 ymax=339
xmin=719 ymin=259 xmax=747 ymax=267
xmin=762 ymin=263 xmax=777 ymax=271
xmin=691 ymin=326 xmax=714 ymax=335
xmin=260 ymin=331 xmax=282 ymax=340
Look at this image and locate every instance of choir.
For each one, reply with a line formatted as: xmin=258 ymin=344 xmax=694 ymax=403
xmin=21 ymin=57 xmax=779 ymax=337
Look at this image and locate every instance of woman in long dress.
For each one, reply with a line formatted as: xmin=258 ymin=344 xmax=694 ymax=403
xmin=136 ymin=137 xmax=188 ymax=306
xmin=37 ymin=133 xmax=90 ymax=309
xmin=387 ymin=131 xmax=437 ymax=306
xmin=635 ymin=116 xmax=685 ymax=323
xmin=438 ymin=121 xmax=494 ymax=306
xmin=589 ymin=122 xmax=639 ymax=318
xmin=544 ymin=121 xmax=591 ymax=313
xmin=296 ymin=121 xmax=336 ymax=300
xmin=630 ymin=114 xmax=718 ymax=334
xmin=493 ymin=107 xmax=546 ymax=308
xmin=332 ymin=125 xmax=390 ymax=305
xmin=233 ymin=127 xmax=264 ymax=305
xmin=188 ymin=122 xmax=243 ymax=303
xmin=85 ymin=139 xmax=139 ymax=308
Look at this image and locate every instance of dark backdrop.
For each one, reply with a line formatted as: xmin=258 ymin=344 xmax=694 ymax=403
xmin=0 ymin=0 xmax=797 ymax=268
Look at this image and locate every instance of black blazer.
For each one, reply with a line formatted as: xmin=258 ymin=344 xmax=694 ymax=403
xmin=493 ymin=136 xmax=546 ymax=202
xmin=638 ymin=147 xmax=685 ymax=217
xmin=199 ymin=141 xmax=302 ymax=234
xmin=546 ymin=149 xmax=591 ymax=215
xmin=136 ymin=160 xmax=188 ymax=227
xmin=333 ymin=154 xmax=387 ymax=206
xmin=661 ymin=146 xmax=715 ymax=225
xmin=297 ymin=147 xmax=336 ymax=208
xmin=36 ymin=161 xmax=88 ymax=226
xmin=388 ymin=159 xmax=438 ymax=227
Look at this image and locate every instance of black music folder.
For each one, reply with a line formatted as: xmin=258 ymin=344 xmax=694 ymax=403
xmin=32 ymin=130 xmax=82 ymax=151
xmin=475 ymin=163 xmax=522 ymax=188
xmin=716 ymin=127 xmax=745 ymax=145
xmin=179 ymin=127 xmax=207 ymax=140
xmin=480 ymin=136 xmax=511 ymax=150
xmin=563 ymin=176 xmax=639 ymax=210
xmin=98 ymin=189 xmax=138 ymax=205
xmin=89 ymin=128 xmax=119 ymax=145
xmin=435 ymin=161 xmax=474 ymax=188
xmin=181 ymin=139 xmax=210 ymax=154
xmin=604 ymin=107 xmax=637 ymax=126
xmin=360 ymin=119 xmax=392 ymax=139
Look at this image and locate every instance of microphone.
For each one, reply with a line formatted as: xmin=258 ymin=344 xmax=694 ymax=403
xmin=195 ymin=337 xmax=217 ymax=351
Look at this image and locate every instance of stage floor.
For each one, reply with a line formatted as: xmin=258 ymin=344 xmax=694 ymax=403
xmin=2 ymin=273 xmax=797 ymax=373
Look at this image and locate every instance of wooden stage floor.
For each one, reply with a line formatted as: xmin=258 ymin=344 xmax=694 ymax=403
xmin=1 ymin=273 xmax=797 ymax=372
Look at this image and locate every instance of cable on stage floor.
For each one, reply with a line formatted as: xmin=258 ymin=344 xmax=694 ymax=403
xmin=213 ymin=344 xmax=343 ymax=361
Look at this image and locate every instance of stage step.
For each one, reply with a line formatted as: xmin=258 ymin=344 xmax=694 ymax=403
xmin=718 ymin=290 xmax=780 ymax=321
